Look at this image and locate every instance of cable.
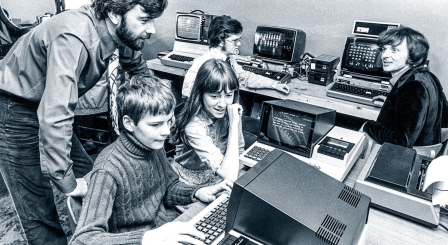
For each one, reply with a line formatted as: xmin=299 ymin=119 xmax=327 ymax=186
xmin=439 ymin=222 xmax=448 ymax=232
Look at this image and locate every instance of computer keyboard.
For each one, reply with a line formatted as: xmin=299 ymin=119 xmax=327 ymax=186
xmin=168 ymin=54 xmax=195 ymax=62
xmin=326 ymin=76 xmax=391 ymax=108
xmin=243 ymin=145 xmax=272 ymax=162
xmin=242 ymin=65 xmax=291 ymax=84
xmin=192 ymin=195 xmax=229 ymax=245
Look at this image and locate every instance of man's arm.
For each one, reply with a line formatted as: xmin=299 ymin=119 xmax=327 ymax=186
xmin=182 ymin=55 xmax=208 ymax=98
xmin=231 ymin=57 xmax=289 ymax=94
xmin=363 ymin=81 xmax=428 ymax=147
xmin=38 ymin=34 xmax=89 ymax=193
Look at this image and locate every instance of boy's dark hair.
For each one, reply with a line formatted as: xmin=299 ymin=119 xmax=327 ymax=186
xmin=92 ymin=0 xmax=168 ymax=19
xmin=208 ymin=15 xmax=243 ymax=48
xmin=170 ymin=59 xmax=239 ymax=145
xmin=116 ymin=74 xmax=176 ymax=130
xmin=377 ymin=26 xmax=429 ymax=68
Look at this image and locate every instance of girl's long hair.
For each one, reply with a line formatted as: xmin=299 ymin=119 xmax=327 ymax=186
xmin=170 ymin=59 xmax=239 ymax=146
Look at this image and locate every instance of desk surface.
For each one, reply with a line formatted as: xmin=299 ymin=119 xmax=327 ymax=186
xmin=147 ymin=59 xmax=380 ymax=121
xmin=174 ymin=153 xmax=448 ymax=245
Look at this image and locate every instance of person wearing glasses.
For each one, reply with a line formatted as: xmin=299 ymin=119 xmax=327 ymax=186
xmin=181 ymin=15 xmax=290 ymax=99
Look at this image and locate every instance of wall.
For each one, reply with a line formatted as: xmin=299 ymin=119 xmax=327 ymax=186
xmin=143 ymin=0 xmax=448 ymax=91
xmin=1 ymin=1 xmax=56 ymax=24
xmin=3 ymin=0 xmax=447 ymax=90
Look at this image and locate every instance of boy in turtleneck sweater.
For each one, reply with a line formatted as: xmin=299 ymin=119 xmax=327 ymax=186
xmin=70 ymin=74 xmax=232 ymax=245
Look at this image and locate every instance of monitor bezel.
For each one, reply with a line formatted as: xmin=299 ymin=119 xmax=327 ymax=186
xmin=257 ymin=102 xmax=316 ymax=157
xmin=340 ymin=36 xmax=391 ymax=81
xmin=175 ymin=13 xmax=204 ymax=42
xmin=252 ymin=25 xmax=304 ymax=64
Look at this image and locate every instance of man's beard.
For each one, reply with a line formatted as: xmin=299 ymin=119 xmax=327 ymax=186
xmin=116 ymin=19 xmax=151 ymax=50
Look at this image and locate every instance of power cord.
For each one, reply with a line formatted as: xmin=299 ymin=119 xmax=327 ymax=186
xmin=439 ymin=222 xmax=448 ymax=232
xmin=297 ymin=52 xmax=314 ymax=80
xmin=438 ymin=206 xmax=448 ymax=232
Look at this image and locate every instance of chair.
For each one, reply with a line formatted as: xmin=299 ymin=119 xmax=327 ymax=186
xmin=66 ymin=196 xmax=83 ymax=234
xmin=413 ymin=143 xmax=443 ymax=158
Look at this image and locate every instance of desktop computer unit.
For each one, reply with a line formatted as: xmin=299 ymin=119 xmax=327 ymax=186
xmin=189 ymin=149 xmax=371 ymax=245
xmin=326 ymin=21 xmax=399 ymax=107
xmin=160 ymin=12 xmax=215 ymax=70
xmin=239 ymin=99 xmax=366 ymax=181
xmin=226 ymin=149 xmax=371 ymax=245
xmin=354 ymin=143 xmax=440 ymax=227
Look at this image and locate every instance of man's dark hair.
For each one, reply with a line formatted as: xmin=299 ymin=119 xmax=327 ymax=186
xmin=92 ymin=0 xmax=168 ymax=19
xmin=377 ymin=26 xmax=429 ymax=67
xmin=208 ymin=15 xmax=243 ymax=48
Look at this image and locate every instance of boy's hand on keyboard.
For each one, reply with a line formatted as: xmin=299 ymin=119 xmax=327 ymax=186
xmin=195 ymin=180 xmax=233 ymax=203
xmin=142 ymin=222 xmax=205 ymax=245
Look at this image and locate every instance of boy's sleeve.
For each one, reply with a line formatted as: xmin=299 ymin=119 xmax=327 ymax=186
xmin=161 ymin=151 xmax=202 ymax=206
xmin=70 ymin=169 xmax=145 ymax=245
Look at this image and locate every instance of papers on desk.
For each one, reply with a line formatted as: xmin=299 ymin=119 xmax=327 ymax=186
xmin=423 ymin=155 xmax=448 ymax=207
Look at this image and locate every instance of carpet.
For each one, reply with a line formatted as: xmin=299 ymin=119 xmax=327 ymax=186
xmin=0 ymin=185 xmax=72 ymax=244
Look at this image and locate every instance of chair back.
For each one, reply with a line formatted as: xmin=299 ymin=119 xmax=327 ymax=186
xmin=413 ymin=143 xmax=443 ymax=158
xmin=67 ymin=196 xmax=83 ymax=233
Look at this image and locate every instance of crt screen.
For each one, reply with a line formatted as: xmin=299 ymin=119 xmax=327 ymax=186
xmin=260 ymin=105 xmax=315 ymax=154
xmin=253 ymin=27 xmax=295 ymax=62
xmin=341 ymin=37 xmax=390 ymax=79
xmin=176 ymin=15 xmax=201 ymax=40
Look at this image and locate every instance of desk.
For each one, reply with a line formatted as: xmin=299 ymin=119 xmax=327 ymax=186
xmin=146 ymin=59 xmax=380 ymax=121
xmin=174 ymin=154 xmax=448 ymax=244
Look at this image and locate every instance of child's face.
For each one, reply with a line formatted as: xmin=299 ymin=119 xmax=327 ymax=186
xmin=203 ymin=89 xmax=235 ymax=118
xmin=131 ymin=111 xmax=175 ymax=150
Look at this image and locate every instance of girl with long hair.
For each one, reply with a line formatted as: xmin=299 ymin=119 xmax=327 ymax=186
xmin=170 ymin=59 xmax=244 ymax=186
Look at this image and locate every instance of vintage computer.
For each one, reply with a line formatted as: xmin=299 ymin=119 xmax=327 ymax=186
xmin=326 ymin=20 xmax=400 ymax=107
xmin=354 ymin=143 xmax=440 ymax=227
xmin=237 ymin=25 xmax=306 ymax=84
xmin=189 ymin=149 xmax=371 ymax=245
xmin=239 ymin=99 xmax=366 ymax=181
xmin=160 ymin=11 xmax=214 ymax=69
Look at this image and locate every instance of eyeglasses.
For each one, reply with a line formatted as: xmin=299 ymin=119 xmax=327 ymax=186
xmin=225 ymin=38 xmax=241 ymax=45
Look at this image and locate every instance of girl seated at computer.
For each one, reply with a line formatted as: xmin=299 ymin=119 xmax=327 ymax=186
xmin=170 ymin=59 xmax=245 ymax=186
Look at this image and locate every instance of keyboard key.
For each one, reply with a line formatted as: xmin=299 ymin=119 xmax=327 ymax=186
xmin=192 ymin=196 xmax=229 ymax=245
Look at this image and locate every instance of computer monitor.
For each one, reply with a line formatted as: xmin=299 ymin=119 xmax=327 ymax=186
xmin=253 ymin=25 xmax=306 ymax=64
xmin=174 ymin=12 xmax=214 ymax=45
xmin=226 ymin=149 xmax=371 ymax=245
xmin=340 ymin=37 xmax=391 ymax=81
xmin=257 ymin=100 xmax=335 ymax=158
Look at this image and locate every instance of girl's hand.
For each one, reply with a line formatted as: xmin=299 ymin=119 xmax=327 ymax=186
xmin=227 ymin=103 xmax=242 ymax=126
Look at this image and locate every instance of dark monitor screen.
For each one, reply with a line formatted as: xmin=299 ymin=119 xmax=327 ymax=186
xmin=253 ymin=26 xmax=306 ymax=64
xmin=340 ymin=37 xmax=391 ymax=80
xmin=257 ymin=100 xmax=335 ymax=158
